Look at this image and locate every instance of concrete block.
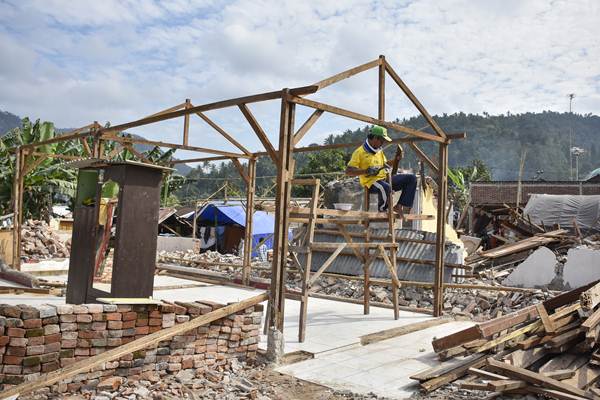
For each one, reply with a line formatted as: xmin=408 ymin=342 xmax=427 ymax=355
xmin=503 ymin=246 xmax=557 ymax=288
xmin=563 ymin=248 xmax=600 ymax=289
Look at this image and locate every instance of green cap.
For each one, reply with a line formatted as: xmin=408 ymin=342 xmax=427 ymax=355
xmin=370 ymin=125 xmax=391 ymax=142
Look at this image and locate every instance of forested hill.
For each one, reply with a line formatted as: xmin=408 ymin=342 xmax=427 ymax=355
xmin=328 ymin=111 xmax=600 ymax=181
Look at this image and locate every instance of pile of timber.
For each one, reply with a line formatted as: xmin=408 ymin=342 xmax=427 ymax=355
xmin=465 ymin=229 xmax=570 ymax=270
xmin=411 ymin=279 xmax=600 ymax=399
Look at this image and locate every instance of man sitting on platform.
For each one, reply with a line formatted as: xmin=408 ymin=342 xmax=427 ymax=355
xmin=345 ymin=125 xmax=417 ymax=217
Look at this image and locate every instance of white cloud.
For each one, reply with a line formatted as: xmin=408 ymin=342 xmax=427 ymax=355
xmin=0 ymin=0 xmax=598 ymax=154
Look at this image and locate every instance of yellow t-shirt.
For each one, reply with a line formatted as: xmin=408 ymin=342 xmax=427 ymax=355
xmin=348 ymin=145 xmax=387 ymax=188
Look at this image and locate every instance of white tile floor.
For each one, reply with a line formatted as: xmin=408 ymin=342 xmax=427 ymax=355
xmin=276 ymin=321 xmax=475 ymax=399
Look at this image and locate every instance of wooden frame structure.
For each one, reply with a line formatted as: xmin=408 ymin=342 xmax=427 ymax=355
xmin=11 ymin=55 xmax=461 ymax=348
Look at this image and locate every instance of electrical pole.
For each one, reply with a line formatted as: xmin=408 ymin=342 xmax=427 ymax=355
xmin=568 ymin=93 xmax=575 ymax=181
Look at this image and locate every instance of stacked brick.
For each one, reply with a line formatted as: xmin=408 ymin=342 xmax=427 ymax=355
xmin=0 ymin=300 xmax=263 ymax=392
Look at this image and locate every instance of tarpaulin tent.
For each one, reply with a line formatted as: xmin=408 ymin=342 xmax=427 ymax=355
xmin=191 ymin=204 xmax=279 ymax=256
xmin=524 ymin=194 xmax=600 ymax=231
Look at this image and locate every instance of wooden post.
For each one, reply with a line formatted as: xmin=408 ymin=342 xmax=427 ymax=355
xmin=299 ymin=180 xmax=320 ymax=342
xmin=363 ymin=190 xmax=371 ymax=315
xmin=242 ymin=158 xmax=257 ymax=285
xmin=183 ymin=99 xmax=191 ymax=146
xmin=11 ymin=147 xmax=23 ymax=270
xmin=433 ymin=143 xmax=449 ymax=316
xmin=378 ymin=55 xmax=385 ymax=121
xmin=268 ymin=90 xmax=295 ymax=337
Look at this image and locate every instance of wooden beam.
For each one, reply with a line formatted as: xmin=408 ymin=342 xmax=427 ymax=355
xmin=409 ymin=142 xmax=439 ymax=174
xmin=288 ymin=95 xmax=446 ymax=143
xmin=379 ymin=244 xmax=402 ymax=289
xmin=194 ymin=109 xmax=252 ymax=155
xmin=238 ymin=103 xmax=279 ymax=164
xmin=231 ymin=158 xmax=249 ymax=184
xmin=103 ymin=134 xmax=250 ymax=159
xmin=313 ymin=58 xmax=381 ymax=90
xmin=22 ymin=154 xmax=49 ymax=176
xmin=360 ymin=317 xmax=451 ymax=346
xmin=182 ymin=98 xmax=191 ymax=146
xmin=123 ymin=143 xmax=150 ymax=163
xmin=0 ymin=292 xmax=268 ymax=399
xmin=384 ymin=60 xmax=447 ymax=139
xmin=293 ymin=109 xmax=323 ymax=146
xmin=378 ymin=55 xmax=385 ymax=121
xmin=486 ymin=357 xmax=588 ymax=398
xmin=21 ymin=130 xmax=93 ymax=150
xmin=242 ymin=157 xmax=256 ymax=285
xmin=253 ymin=132 xmax=466 ymax=157
xmin=433 ymin=142 xmax=448 ymax=316
xmin=536 ymin=302 xmax=556 ymax=333
xmin=308 ymin=244 xmax=346 ymax=286
xmin=100 ymin=86 xmax=318 ymax=135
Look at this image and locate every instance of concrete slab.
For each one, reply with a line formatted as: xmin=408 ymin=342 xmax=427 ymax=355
xmin=503 ymin=246 xmax=557 ymax=288
xmin=563 ymin=248 xmax=600 ymax=289
xmin=276 ymin=320 xmax=475 ymax=399
xmin=260 ymin=298 xmax=433 ymax=354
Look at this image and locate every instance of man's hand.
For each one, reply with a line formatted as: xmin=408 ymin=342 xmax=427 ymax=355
xmin=366 ymin=166 xmax=381 ymax=176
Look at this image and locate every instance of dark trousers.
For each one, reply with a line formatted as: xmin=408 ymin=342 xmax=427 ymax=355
xmin=368 ymin=174 xmax=417 ymax=212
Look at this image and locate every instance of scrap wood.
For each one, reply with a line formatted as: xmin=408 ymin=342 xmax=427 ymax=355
xmin=433 ymin=280 xmax=597 ymax=353
xmin=581 ymin=281 xmax=600 ymax=312
xmin=485 ymin=357 xmax=589 ymax=398
xmin=0 ymin=292 xmax=268 ymax=400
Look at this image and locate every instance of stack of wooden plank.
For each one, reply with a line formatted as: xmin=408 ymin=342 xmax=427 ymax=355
xmin=465 ymin=229 xmax=570 ymax=270
xmin=411 ymin=280 xmax=600 ymax=399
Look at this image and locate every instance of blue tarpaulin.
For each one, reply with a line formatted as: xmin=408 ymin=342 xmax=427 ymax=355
xmin=192 ymin=204 xmax=279 ymax=256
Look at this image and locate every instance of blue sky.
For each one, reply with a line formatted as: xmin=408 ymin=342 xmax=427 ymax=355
xmin=0 ymin=0 xmax=599 ymax=162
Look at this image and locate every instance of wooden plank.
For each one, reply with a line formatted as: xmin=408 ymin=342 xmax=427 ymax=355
xmin=231 ymin=158 xmax=249 ymax=184
xmin=537 ymin=302 xmax=556 ymax=333
xmin=468 ymin=367 xmax=508 ymax=380
xmin=561 ymin=363 xmax=600 ymax=390
xmin=0 ymin=292 xmax=268 ymax=399
xmin=419 ymin=354 xmax=488 ymax=392
xmin=239 ymin=103 xmax=278 ymax=164
xmin=521 ymin=386 xmax=590 ymax=400
xmin=506 ymin=347 xmax=549 ymax=368
xmin=581 ymin=306 xmax=600 ymax=331
xmin=313 ymin=58 xmax=381 ymax=90
xmin=182 ymin=98 xmax=191 ymax=146
xmin=242 ymin=158 xmax=256 ymax=285
xmin=360 ymin=317 xmax=451 ymax=346
xmin=379 ymin=244 xmax=402 ymax=289
xmin=474 ymin=321 xmax=541 ymax=353
xmin=411 ymin=352 xmax=486 ymax=382
xmin=539 ymin=353 xmax=580 ymax=374
xmin=308 ymin=244 xmax=346 ymax=286
xmin=311 ymin=242 xmax=398 ymax=249
xmin=100 ymin=86 xmax=317 ymax=135
xmin=288 ymin=95 xmax=446 ymax=143
xmin=433 ymin=143 xmax=448 ymax=317
xmin=106 ymin=134 xmax=249 ymax=159
xmin=195 ymin=110 xmax=252 ymax=155
xmin=293 ymin=109 xmax=323 ymax=146
xmin=486 ymin=357 xmax=588 ymax=397
xmin=488 ymin=379 xmax=527 ymax=391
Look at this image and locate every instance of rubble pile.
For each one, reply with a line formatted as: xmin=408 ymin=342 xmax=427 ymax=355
xmin=412 ymin=281 xmax=600 ymax=399
xmin=19 ymin=357 xmax=390 ymax=400
xmin=21 ymin=220 xmax=70 ymax=260
xmin=158 ymin=250 xmax=270 ymax=278
xmin=286 ymin=275 xmax=551 ymax=321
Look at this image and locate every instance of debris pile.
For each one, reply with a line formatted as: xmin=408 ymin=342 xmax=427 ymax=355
xmin=21 ymin=220 xmax=70 ymax=260
xmin=412 ymin=280 xmax=600 ymax=399
xmin=18 ymin=357 xmax=389 ymax=400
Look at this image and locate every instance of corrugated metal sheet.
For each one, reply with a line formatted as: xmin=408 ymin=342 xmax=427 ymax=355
xmin=298 ymin=225 xmax=463 ymax=283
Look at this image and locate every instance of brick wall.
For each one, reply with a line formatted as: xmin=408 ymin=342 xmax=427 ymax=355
xmin=0 ymin=300 xmax=263 ymax=391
